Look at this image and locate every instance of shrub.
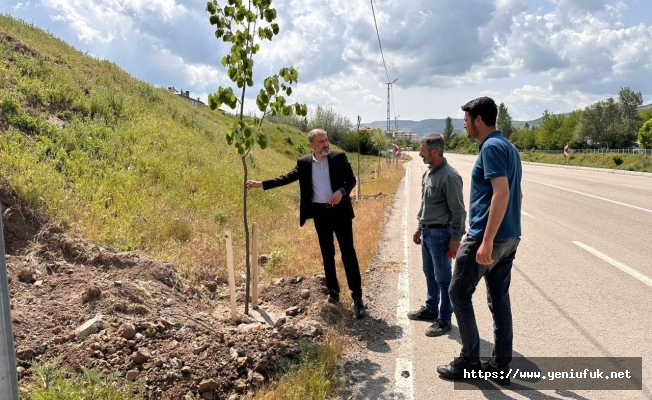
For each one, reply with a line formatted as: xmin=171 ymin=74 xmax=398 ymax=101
xmin=612 ymin=156 xmax=624 ymax=166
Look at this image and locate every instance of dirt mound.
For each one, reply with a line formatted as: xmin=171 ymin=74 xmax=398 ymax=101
xmin=2 ymin=188 xmax=345 ymax=399
xmin=1 ymin=183 xmax=43 ymax=254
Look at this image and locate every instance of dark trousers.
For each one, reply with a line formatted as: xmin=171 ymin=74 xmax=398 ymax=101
xmin=312 ymin=205 xmax=362 ymax=301
xmin=449 ymin=235 xmax=520 ymax=368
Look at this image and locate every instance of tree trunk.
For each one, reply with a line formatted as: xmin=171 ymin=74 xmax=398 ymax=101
xmin=242 ymin=155 xmax=250 ymax=315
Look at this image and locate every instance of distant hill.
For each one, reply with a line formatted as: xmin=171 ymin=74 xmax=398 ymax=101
xmin=361 ymin=119 xmax=466 ymax=136
xmin=362 ymin=103 xmax=652 ymax=137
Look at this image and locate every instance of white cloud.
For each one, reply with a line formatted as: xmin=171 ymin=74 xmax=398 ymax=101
xmin=503 ymin=85 xmax=607 ymax=117
xmin=13 ymin=2 xmax=30 ymax=11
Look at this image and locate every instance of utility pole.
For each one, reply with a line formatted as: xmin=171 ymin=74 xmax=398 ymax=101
xmin=386 ymin=78 xmax=397 ymax=166
xmin=0 ymin=205 xmax=20 ymax=400
xmin=356 ymin=116 xmax=362 ymax=201
xmin=394 ymin=115 xmax=400 ymax=133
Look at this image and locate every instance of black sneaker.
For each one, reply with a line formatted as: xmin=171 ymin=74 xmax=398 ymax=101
xmin=481 ymin=361 xmax=510 ymax=385
xmin=437 ymin=358 xmax=482 ymax=380
xmin=425 ymin=318 xmax=452 ymax=337
xmin=354 ymin=299 xmax=366 ymax=319
xmin=407 ymin=306 xmax=437 ymax=321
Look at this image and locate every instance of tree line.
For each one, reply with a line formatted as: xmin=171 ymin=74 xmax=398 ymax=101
xmin=504 ymin=87 xmax=652 ymax=150
xmin=268 ymin=105 xmax=420 ymax=155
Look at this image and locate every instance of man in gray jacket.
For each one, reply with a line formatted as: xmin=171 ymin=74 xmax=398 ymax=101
xmin=409 ymin=134 xmax=466 ymax=336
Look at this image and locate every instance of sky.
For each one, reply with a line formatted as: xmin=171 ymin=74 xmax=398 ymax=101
xmin=1 ymin=0 xmax=652 ymax=124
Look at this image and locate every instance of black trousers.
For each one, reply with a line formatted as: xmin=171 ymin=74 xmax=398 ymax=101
xmin=312 ymin=204 xmax=362 ymax=301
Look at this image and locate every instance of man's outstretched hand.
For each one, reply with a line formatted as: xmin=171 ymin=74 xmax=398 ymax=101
xmin=246 ymin=180 xmax=262 ymax=190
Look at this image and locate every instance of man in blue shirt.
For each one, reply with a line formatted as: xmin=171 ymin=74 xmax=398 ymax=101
xmin=437 ymin=97 xmax=522 ymax=385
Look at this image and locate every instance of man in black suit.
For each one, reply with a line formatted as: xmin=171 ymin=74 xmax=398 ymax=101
xmin=246 ymin=128 xmax=365 ymax=318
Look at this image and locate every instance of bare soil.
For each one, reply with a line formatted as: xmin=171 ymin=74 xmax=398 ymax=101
xmin=1 ymin=184 xmax=352 ymax=399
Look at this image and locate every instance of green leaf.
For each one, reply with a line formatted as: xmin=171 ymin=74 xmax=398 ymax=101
xmin=243 ymin=126 xmax=253 ymax=139
xmin=209 ymin=15 xmax=219 ymax=25
xmin=226 ymin=129 xmax=235 ymax=145
xmin=257 ymin=132 xmax=267 ymax=149
xmin=236 ymin=9 xmax=245 ymax=22
xmin=295 ymin=103 xmax=307 ymax=116
xmin=221 ymin=56 xmax=228 ymax=67
xmin=229 ymin=93 xmax=238 ymax=108
xmin=271 ymin=23 xmax=279 ymax=35
xmin=285 ymin=87 xmax=292 ymax=96
xmin=208 ymin=93 xmax=220 ymax=111
xmin=206 ymin=2 xmax=216 ymax=14
xmin=228 ymin=67 xmax=238 ymax=81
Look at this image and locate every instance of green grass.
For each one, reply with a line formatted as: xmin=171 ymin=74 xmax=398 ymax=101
xmin=20 ymin=358 xmax=143 ymax=400
xmin=252 ymin=334 xmax=344 ymax=400
xmin=519 ymin=151 xmax=652 ymax=173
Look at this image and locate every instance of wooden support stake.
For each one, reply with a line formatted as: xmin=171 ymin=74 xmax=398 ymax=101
xmin=356 ymin=175 xmax=361 ymax=202
xmin=251 ymin=223 xmax=259 ymax=309
xmin=225 ymin=232 xmax=237 ymax=322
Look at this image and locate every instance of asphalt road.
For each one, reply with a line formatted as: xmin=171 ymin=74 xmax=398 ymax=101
xmin=343 ymin=152 xmax=652 ymax=400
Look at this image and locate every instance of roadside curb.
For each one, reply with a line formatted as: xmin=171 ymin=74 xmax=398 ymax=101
xmin=521 ymin=161 xmax=652 ymax=178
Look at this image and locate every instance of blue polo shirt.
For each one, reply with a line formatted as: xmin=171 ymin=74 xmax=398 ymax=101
xmin=468 ymin=131 xmax=522 ymax=239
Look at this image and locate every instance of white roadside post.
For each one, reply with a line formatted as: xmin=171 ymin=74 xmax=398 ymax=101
xmin=225 ymin=232 xmax=237 ymax=322
xmin=251 ymin=223 xmax=259 ymax=309
xmin=0 ymin=207 xmax=20 ymax=400
xmin=564 ymin=143 xmax=570 ymax=165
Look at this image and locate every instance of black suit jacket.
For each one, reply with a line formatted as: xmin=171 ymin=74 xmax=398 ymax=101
xmin=262 ymin=151 xmax=357 ymax=226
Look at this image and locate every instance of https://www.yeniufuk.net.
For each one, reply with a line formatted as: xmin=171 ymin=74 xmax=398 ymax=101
xmin=464 ymin=368 xmax=634 ymax=382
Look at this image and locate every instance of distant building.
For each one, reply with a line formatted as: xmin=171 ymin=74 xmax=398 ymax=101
xmin=168 ymin=86 xmax=205 ymax=107
xmin=395 ymin=130 xmax=419 ymax=140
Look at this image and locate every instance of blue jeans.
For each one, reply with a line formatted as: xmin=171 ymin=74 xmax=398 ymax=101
xmin=421 ymin=226 xmax=453 ymax=322
xmin=449 ymin=235 xmax=521 ymax=368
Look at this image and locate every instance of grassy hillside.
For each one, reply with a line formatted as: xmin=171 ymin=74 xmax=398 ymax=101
xmin=0 ymin=15 xmax=386 ymax=283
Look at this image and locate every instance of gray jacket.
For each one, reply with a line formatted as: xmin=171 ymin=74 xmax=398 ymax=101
xmin=417 ymin=158 xmax=467 ymax=241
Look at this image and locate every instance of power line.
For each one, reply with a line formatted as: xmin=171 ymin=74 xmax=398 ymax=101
xmin=369 ymin=0 xmax=390 ymax=83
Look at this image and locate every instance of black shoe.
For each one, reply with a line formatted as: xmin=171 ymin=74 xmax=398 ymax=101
xmin=425 ymin=318 xmax=452 ymax=337
xmin=437 ymin=358 xmax=482 ymax=380
xmin=407 ymin=306 xmax=437 ymax=321
xmin=326 ymin=294 xmax=340 ymax=304
xmin=481 ymin=361 xmax=510 ymax=385
xmin=354 ymin=299 xmax=366 ymax=319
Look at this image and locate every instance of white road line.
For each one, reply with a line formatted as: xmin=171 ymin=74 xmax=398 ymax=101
xmin=573 ymin=241 xmax=652 ymax=289
xmin=521 ymin=210 xmax=534 ymax=218
xmin=525 ymin=179 xmax=652 ymax=214
xmin=394 ymin=164 xmax=414 ymax=400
